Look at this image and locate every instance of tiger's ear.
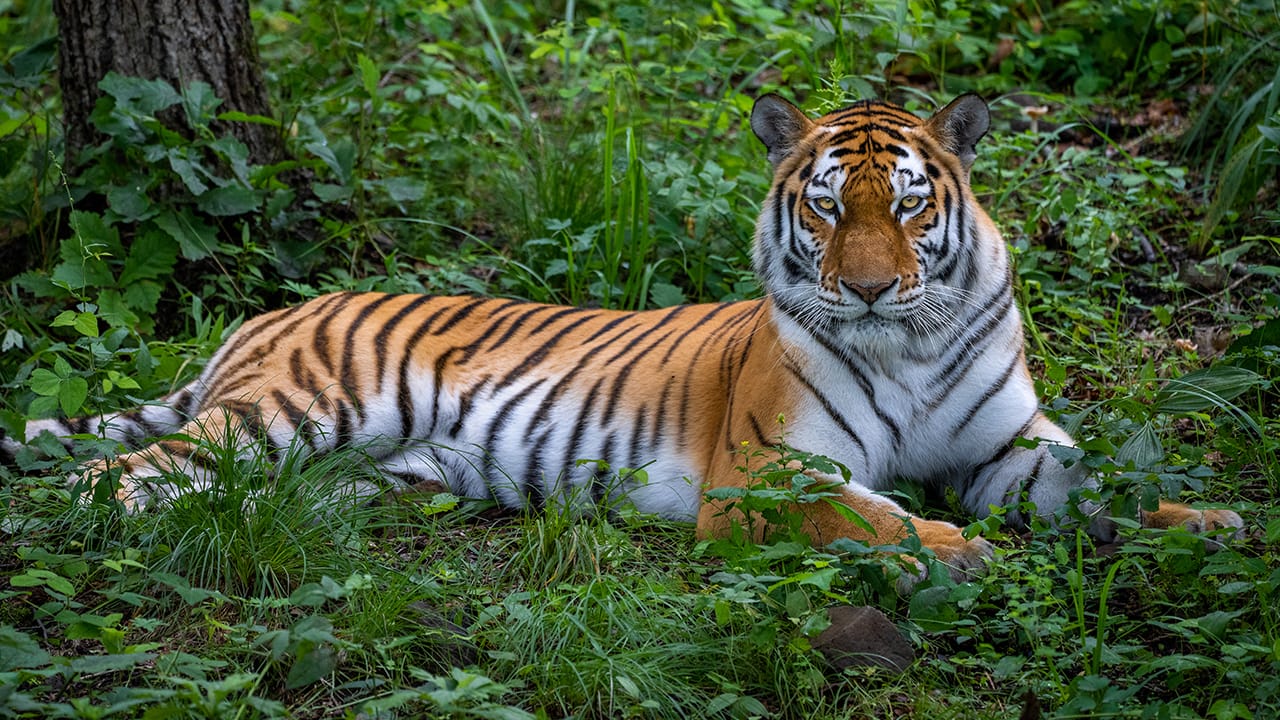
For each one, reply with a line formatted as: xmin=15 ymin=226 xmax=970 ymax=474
xmin=751 ymin=94 xmax=813 ymax=167
xmin=926 ymin=94 xmax=990 ymax=170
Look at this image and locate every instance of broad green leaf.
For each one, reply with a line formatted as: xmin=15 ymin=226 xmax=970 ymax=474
xmin=797 ymin=567 xmax=839 ymax=590
xmin=1116 ymin=421 xmax=1163 ymax=467
xmin=106 ymin=184 xmax=152 ymax=222
xmin=59 ymin=376 xmax=88 ymax=417
xmin=97 ymin=72 xmax=181 ymax=114
xmin=123 ymin=282 xmax=163 ymax=314
xmin=168 ymin=150 xmax=210 ymax=195
xmin=1154 ymin=365 xmax=1264 ymax=413
xmin=305 ymin=137 xmax=356 ymax=184
xmin=96 ymin=289 xmax=142 ymax=329
xmin=209 ymin=136 xmax=251 ymax=183
xmin=154 ymin=208 xmax=217 ymax=260
xmin=196 ymin=185 xmax=260 ymax=216
xmin=375 ymin=176 xmax=425 ymax=203
xmin=7 ymin=36 xmax=56 ymax=82
xmin=286 ymin=643 xmax=336 ymax=689
xmin=73 ymin=312 xmax=99 ymax=338
xmin=28 ymin=368 xmax=61 ymax=397
xmin=11 ymin=569 xmax=75 ymax=595
xmin=356 ymin=53 xmax=379 ymax=97
xmin=649 ymin=282 xmax=685 ymax=308
xmin=68 ymin=653 xmax=155 ymax=675
xmin=180 ymin=80 xmax=221 ymax=127
xmin=119 ymin=230 xmax=179 ymax=285
xmin=0 ymin=626 xmax=51 ymax=671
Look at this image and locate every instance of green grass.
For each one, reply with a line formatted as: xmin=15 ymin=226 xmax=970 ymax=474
xmin=2 ymin=0 xmax=1279 ymax=717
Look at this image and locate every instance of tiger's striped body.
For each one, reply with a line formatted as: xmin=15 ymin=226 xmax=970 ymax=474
xmin=4 ymin=93 xmax=1243 ymax=580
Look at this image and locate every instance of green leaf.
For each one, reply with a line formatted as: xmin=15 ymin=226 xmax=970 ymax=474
xmin=154 ymin=208 xmax=218 ymax=260
xmin=305 ymin=137 xmax=356 ymax=185
xmin=1116 ymin=421 xmax=1163 ymax=467
xmin=180 ymin=80 xmax=222 ymax=127
xmin=168 ymin=150 xmax=210 ymax=195
xmin=29 ymin=368 xmax=61 ymax=397
xmin=97 ymin=72 xmax=181 ymax=114
xmin=649 ymin=282 xmax=685 ymax=308
xmin=50 ymin=308 xmax=98 ymax=337
xmin=122 ymin=283 xmax=163 ymax=315
xmin=67 ymin=653 xmax=155 ymax=675
xmin=73 ymin=312 xmax=99 ymax=338
xmin=119 ymin=230 xmax=179 ymax=285
xmin=11 ymin=569 xmax=75 ymax=595
xmin=286 ymin=643 xmax=336 ymax=689
xmin=107 ymin=184 xmax=153 ymax=222
xmin=59 ymin=376 xmax=88 ymax=417
xmin=819 ymin=497 xmax=876 ymax=535
xmin=375 ymin=176 xmax=425 ymax=203
xmin=1147 ymin=41 xmax=1173 ymax=73
xmin=1265 ymin=516 xmax=1280 ymax=544
xmin=217 ymin=110 xmax=280 ymax=126
xmin=196 ymin=185 xmax=260 ymax=216
xmin=96 ymin=289 xmax=142 ymax=328
xmin=0 ymin=626 xmax=51 ymax=671
xmin=797 ymin=567 xmax=839 ymax=590
xmin=6 ymin=36 xmax=57 ymax=82
xmin=1154 ymin=365 xmax=1264 ymax=413
xmin=356 ymin=53 xmax=379 ymax=98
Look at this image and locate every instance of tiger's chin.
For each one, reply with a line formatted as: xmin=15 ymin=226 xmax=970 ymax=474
xmin=838 ymin=317 xmax=912 ymax=362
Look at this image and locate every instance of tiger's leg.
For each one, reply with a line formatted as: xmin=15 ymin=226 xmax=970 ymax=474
xmin=73 ymin=405 xmax=262 ymax=511
xmin=697 ymin=453 xmax=992 ymax=587
xmin=960 ymin=412 xmax=1245 ymax=544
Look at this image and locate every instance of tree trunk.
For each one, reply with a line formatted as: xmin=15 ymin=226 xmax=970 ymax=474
xmin=54 ymin=0 xmax=282 ymax=167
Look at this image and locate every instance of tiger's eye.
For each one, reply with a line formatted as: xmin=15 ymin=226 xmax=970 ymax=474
xmin=813 ymin=197 xmax=837 ymax=213
xmin=899 ymin=195 xmax=924 ymax=211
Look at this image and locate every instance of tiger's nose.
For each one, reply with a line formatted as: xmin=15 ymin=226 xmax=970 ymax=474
xmin=842 ymin=278 xmax=894 ymax=303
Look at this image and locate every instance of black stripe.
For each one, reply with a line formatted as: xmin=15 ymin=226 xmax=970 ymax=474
xmin=373 ymin=295 xmax=436 ymax=393
xmin=784 ymin=359 xmax=866 ymax=455
xmin=312 ymin=292 xmax=359 ymax=376
xmin=340 ymin=294 xmax=400 ymax=422
xmin=951 ymin=354 xmax=1023 ymax=439
xmin=447 ymin=373 xmax=491 ymax=438
xmin=562 ymin=377 xmax=606 ymax=488
xmin=481 ymin=382 xmax=548 ymax=496
xmin=432 ymin=296 xmax=489 ymax=336
xmin=491 ymin=309 xmax=594 ymax=394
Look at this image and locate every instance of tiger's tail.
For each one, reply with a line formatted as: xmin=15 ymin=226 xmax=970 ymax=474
xmin=1 ymin=385 xmax=199 ymax=465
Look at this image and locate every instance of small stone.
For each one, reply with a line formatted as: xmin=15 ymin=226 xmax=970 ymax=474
xmin=811 ymin=605 xmax=915 ymax=673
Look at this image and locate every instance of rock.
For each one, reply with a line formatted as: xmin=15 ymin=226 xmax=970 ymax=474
xmin=811 ymin=605 xmax=915 ymax=673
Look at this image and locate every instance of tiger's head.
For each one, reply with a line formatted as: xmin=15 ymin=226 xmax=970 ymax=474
xmin=750 ymin=93 xmax=1002 ymax=361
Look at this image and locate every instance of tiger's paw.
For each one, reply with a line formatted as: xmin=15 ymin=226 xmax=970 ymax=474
xmin=1141 ymin=501 xmax=1245 ymax=551
xmin=895 ymin=518 xmax=993 ymax=593
xmin=70 ymin=458 xmax=166 ymax=513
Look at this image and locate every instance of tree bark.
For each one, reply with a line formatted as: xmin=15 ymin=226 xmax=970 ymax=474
xmin=54 ymin=0 xmax=282 ymax=167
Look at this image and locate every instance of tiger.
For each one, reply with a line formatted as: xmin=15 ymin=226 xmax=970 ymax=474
xmin=2 ymin=92 xmax=1245 ymax=586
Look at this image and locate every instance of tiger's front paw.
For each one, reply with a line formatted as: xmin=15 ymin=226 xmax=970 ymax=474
xmin=1142 ymin=502 xmax=1245 ymax=550
xmin=895 ymin=519 xmax=993 ymax=592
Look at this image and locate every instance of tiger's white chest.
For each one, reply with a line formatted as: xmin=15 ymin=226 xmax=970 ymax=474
xmin=778 ymin=329 xmax=1038 ymax=491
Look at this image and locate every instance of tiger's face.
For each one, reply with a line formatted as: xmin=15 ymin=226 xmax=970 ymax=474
xmin=750 ymin=94 xmax=994 ymax=360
